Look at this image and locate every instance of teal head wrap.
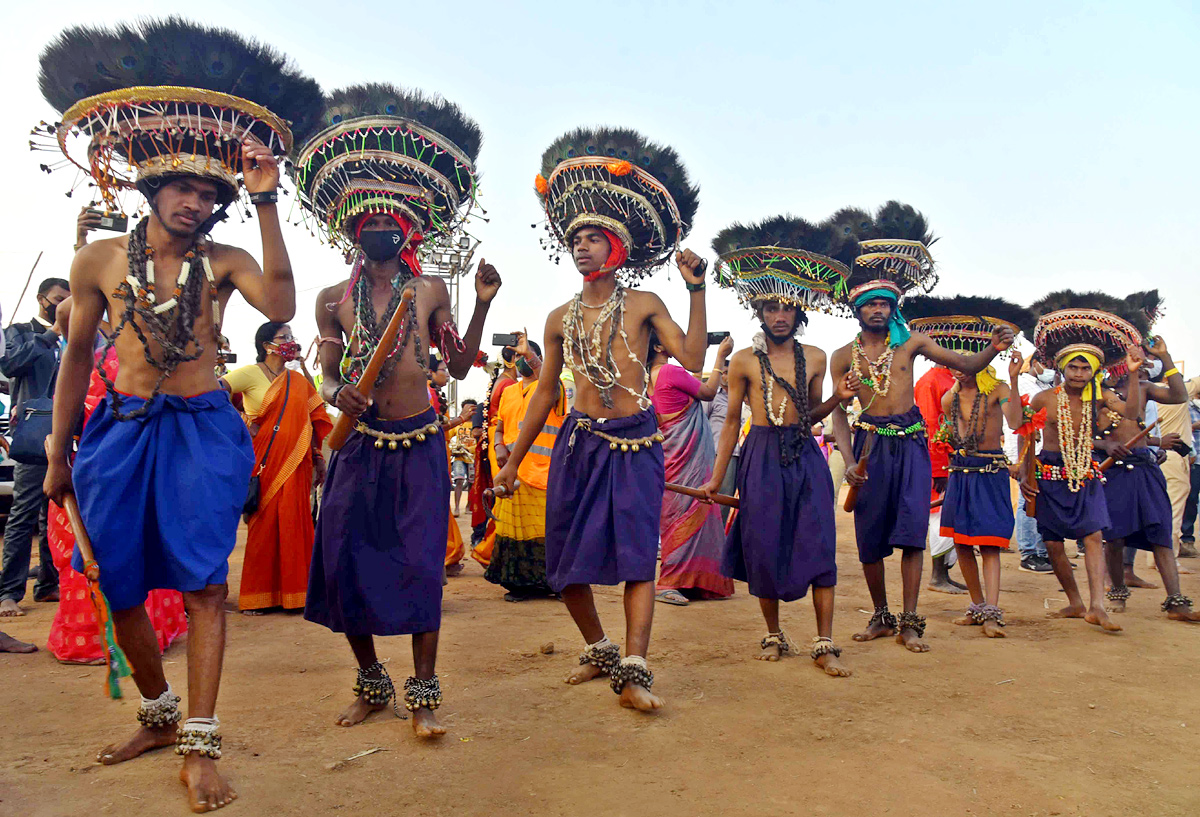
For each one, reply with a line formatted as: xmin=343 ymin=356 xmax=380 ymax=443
xmin=852 ymin=284 xmax=910 ymax=348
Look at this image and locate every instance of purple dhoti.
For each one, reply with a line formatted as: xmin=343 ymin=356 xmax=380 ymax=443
xmin=1034 ymin=451 xmax=1110 ymax=542
xmin=305 ymin=406 xmax=448 ymax=636
xmin=545 ymin=408 xmax=664 ymax=591
xmin=851 ymin=405 xmax=932 ymax=563
xmin=722 ymin=427 xmax=836 ymax=601
xmin=1099 ymin=448 xmax=1172 ymax=550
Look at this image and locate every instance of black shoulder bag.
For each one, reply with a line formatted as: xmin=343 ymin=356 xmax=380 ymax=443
xmin=9 ymin=363 xmax=59 ymax=465
xmin=243 ymin=372 xmax=290 ymax=521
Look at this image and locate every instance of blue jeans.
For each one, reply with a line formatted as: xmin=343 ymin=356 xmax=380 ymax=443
xmin=0 ymin=461 xmax=55 ymax=602
xmin=1015 ymin=493 xmax=1047 ymax=559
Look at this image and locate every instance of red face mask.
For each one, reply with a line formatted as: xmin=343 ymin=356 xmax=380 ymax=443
xmin=583 ymin=228 xmax=629 ymax=282
xmin=269 ymin=341 xmax=301 ymax=362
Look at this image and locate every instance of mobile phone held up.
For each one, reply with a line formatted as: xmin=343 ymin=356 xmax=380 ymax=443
xmin=707 ymin=331 xmax=730 ymax=346
xmin=86 ymin=208 xmax=128 ymax=233
xmin=492 ymin=333 xmax=520 ymax=347
xmin=222 ymin=352 xmax=238 ymax=364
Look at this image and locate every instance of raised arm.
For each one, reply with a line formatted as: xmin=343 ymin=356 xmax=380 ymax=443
xmin=43 ymin=247 xmax=106 ymax=504
xmin=646 ymin=250 xmax=708 ymax=371
xmin=913 ymin=324 xmax=1014 ymax=374
xmin=225 ymin=141 xmax=295 ymax=323
xmin=431 ymin=259 xmax=502 ymax=379
xmin=1142 ymin=336 xmax=1187 ymax=405
xmin=493 ymin=313 xmax=565 ymax=494
xmin=1122 ymin=347 xmax=1144 ymax=421
xmin=695 ymin=335 xmax=732 ymax=402
xmin=703 ymin=349 xmax=751 ymax=498
xmin=1001 ymin=350 xmax=1025 ymax=431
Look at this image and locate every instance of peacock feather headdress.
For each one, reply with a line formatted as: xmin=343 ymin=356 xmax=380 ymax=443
xmin=711 ymin=215 xmax=856 ymax=315
xmin=291 ymin=82 xmax=482 ymax=250
xmin=33 ymin=18 xmax=322 ymax=215
xmin=905 ymin=294 xmax=1032 ymax=358
xmin=535 ymin=126 xmax=699 ymax=284
xmin=834 ymin=201 xmax=939 ymax=301
xmin=1028 ymin=290 xmax=1145 ymax=373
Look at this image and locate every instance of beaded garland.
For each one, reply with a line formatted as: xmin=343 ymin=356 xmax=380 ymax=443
xmin=854 ymin=418 xmax=925 ymax=438
xmin=1054 ymin=386 xmax=1098 ymax=492
xmin=562 ymin=284 xmax=651 ymax=411
xmin=851 ymin=334 xmax=895 ymax=396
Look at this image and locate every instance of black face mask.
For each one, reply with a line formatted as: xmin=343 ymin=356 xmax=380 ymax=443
xmin=43 ymin=300 xmax=58 ymax=325
xmin=358 ymin=229 xmax=406 ymax=262
xmin=515 ymin=358 xmax=534 ymax=378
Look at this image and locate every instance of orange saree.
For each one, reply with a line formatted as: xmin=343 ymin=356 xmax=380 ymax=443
xmin=239 ymin=370 xmax=331 ymax=611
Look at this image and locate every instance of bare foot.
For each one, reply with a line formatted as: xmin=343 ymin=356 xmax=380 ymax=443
xmin=896 ymin=628 xmax=930 ymax=653
xmin=58 ymin=656 xmax=105 ymax=665
xmin=445 ymin=562 xmax=464 ymax=578
xmin=619 ymin=683 xmax=664 ymax=712
xmin=564 ymin=663 xmax=605 ymax=685
xmin=1167 ymin=608 xmax=1200 ymax=622
xmin=927 ymin=578 xmax=967 ymax=595
xmin=1176 ymin=563 xmax=1195 ymax=575
xmin=1105 ymin=598 xmax=1127 ymax=613
xmin=179 ymin=754 xmax=237 ymax=813
xmin=1047 ymin=604 xmax=1086 ymax=619
xmin=852 ymin=619 xmax=895 ymax=642
xmin=412 ymin=707 xmax=446 ymax=738
xmin=334 ymin=694 xmax=388 ymax=727
xmin=815 ymin=652 xmax=852 ymax=677
xmin=1085 ymin=608 xmax=1122 ymax=632
xmin=757 ymin=642 xmax=783 ymax=662
xmin=982 ymin=620 xmax=1007 ymax=638
xmin=952 ymin=613 xmax=982 ymax=626
xmin=1125 ymin=572 xmax=1157 ymax=589
xmin=0 ymin=632 xmax=37 ymax=653
xmin=0 ymin=599 xmax=25 ymax=617
xmin=97 ymin=724 xmax=178 ymax=765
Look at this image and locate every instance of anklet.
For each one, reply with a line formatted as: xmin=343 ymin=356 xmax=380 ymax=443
xmin=610 ymin=655 xmax=654 ymax=695
xmin=175 ymin=718 xmax=221 ymax=759
xmin=979 ymin=605 xmax=1005 ymax=626
xmin=1106 ymin=586 xmax=1131 ymax=602
xmin=809 ymin=636 xmax=842 ymax=660
xmin=1162 ymin=593 xmax=1194 ymax=612
xmin=403 ymin=675 xmax=443 ymax=711
xmin=964 ymin=602 xmax=986 ymax=623
xmin=897 ymin=611 xmax=927 ymax=638
xmin=136 ymin=684 xmax=182 ymax=729
xmin=866 ymin=605 xmax=897 ymax=631
xmin=761 ymin=632 xmax=792 ymax=654
xmin=579 ymin=636 xmax=622 ymax=675
xmin=353 ymin=661 xmax=404 ymax=719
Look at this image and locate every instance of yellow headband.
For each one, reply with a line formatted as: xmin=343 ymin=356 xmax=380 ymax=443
xmin=1055 ymin=345 xmax=1103 ymax=401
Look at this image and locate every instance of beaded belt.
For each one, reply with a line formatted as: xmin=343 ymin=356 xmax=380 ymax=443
xmin=355 ymin=420 xmax=442 ymax=451
xmin=853 ymin=418 xmax=925 ymax=438
xmin=947 ymin=451 xmax=1010 ymax=474
xmin=1036 ymin=460 xmax=1105 ymax=483
xmin=568 ymin=417 xmax=664 ymax=452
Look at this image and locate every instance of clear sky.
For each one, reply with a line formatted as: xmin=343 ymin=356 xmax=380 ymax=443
xmin=4 ymin=1 xmax=1198 ymax=402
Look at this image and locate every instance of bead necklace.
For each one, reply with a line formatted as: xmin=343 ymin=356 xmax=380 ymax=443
xmin=562 ymin=283 xmax=650 ymax=410
xmin=852 ymin=334 xmax=894 ymax=396
xmin=1056 ymin=386 xmax=1095 ymax=493
xmin=947 ymin=385 xmax=987 ymax=455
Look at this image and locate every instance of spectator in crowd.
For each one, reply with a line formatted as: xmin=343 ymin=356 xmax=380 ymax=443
xmin=0 ymin=276 xmax=70 ymax=616
xmin=1180 ymin=389 xmax=1200 ymax=558
xmin=1004 ymin=354 xmax=1057 ymax=573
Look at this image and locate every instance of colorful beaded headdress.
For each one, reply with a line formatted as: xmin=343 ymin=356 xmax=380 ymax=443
xmin=904 ymin=295 xmax=1032 ymax=358
xmin=34 ymin=18 xmax=322 ymax=219
xmin=711 ymin=215 xmax=856 ymax=315
xmin=832 ymin=202 xmax=939 ymax=299
xmin=292 ymin=83 xmax=481 ymax=251
xmin=535 ymin=126 xmax=699 ymax=284
xmin=1027 ymin=290 xmax=1147 ymax=373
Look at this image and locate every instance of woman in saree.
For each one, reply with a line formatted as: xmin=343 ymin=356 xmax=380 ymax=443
xmin=222 ymin=322 xmax=331 ymax=614
xmin=648 ymin=333 xmax=735 ymax=605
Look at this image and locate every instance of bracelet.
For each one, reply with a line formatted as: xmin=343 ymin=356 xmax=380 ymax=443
xmin=330 ymin=384 xmax=345 ymax=407
xmin=249 ymin=190 xmax=279 ymax=205
xmin=685 ymin=281 xmax=706 ymax=293
xmin=1163 ymin=367 xmax=1179 ymax=379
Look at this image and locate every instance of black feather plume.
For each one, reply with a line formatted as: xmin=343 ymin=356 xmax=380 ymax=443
xmin=320 ymin=83 xmax=482 ymax=163
xmin=711 ymin=215 xmax=857 ymax=268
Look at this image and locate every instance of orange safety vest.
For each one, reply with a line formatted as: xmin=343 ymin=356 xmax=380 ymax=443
xmin=515 ymin=380 xmax=566 ymax=491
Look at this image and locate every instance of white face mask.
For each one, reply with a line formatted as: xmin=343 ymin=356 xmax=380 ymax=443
xmin=1144 ymin=359 xmax=1163 ymax=379
xmin=1036 ymin=370 xmax=1056 ymax=385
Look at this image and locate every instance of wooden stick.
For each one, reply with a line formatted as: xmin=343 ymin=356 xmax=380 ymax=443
xmin=666 ymin=482 xmax=739 ymax=509
xmin=1020 ymin=434 xmax=1038 ymax=518
xmin=7 ymin=251 xmax=42 ymax=328
xmin=1097 ymin=421 xmax=1157 ymax=472
xmin=842 ymin=431 xmax=876 ymax=513
xmin=62 ymin=493 xmax=99 ymax=581
xmin=327 ymin=289 xmax=416 ymax=451
xmin=930 ymin=496 xmax=944 ymax=510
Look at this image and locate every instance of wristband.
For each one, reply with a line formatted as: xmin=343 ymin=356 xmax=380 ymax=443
xmin=330 ymin=384 xmax=346 ymax=407
xmin=685 ymin=281 xmax=706 ymax=293
xmin=1163 ymin=367 xmax=1179 ymax=379
xmin=249 ymin=190 xmax=279 ymax=205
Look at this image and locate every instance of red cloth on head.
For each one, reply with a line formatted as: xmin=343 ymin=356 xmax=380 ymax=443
xmin=584 ymin=228 xmax=629 ymax=282
xmin=914 ymin=366 xmax=958 ymax=480
xmin=354 ymin=211 xmax=425 ymax=276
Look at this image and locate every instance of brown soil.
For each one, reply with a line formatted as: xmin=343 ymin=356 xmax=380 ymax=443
xmin=2 ymin=510 xmax=1198 ymax=817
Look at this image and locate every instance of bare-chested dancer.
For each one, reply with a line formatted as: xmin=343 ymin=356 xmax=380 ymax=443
xmin=1095 ymin=336 xmax=1199 ymax=621
xmin=830 ymin=282 xmax=1013 ymax=652
xmin=493 ymin=125 xmax=706 ymax=713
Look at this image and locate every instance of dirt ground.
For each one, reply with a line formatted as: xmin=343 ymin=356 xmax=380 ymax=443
xmin=2 ymin=504 xmax=1199 ymax=817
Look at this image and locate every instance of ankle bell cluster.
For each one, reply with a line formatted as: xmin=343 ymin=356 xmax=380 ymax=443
xmin=1106 ymin=586 xmax=1131 ymax=602
xmin=403 ymin=675 xmax=443 ymax=712
xmin=579 ymin=636 xmax=622 ymax=675
xmin=609 ymin=655 xmax=654 ymax=695
xmin=1162 ymin=593 xmax=1194 ymax=612
xmin=760 ymin=632 xmax=792 ymax=654
xmin=897 ymin=611 xmax=927 ymax=638
xmin=175 ymin=718 xmax=221 ymax=760
xmin=136 ymin=685 xmax=182 ymax=729
xmin=809 ymin=636 xmax=842 ymax=660
xmin=965 ymin=602 xmax=1005 ymax=625
xmin=866 ymin=605 xmax=898 ymax=631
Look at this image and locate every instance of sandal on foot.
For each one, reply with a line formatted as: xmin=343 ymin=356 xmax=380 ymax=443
xmin=655 ymin=590 xmax=689 ymax=606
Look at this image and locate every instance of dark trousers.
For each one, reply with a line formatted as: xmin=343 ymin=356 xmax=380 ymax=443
xmin=0 ymin=461 xmax=55 ymax=602
xmin=1182 ymin=464 xmax=1200 ymax=541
